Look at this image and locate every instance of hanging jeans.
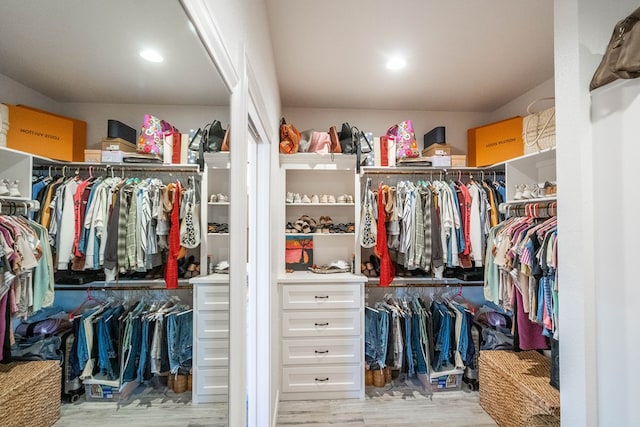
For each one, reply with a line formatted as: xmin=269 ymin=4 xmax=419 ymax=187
xmin=167 ymin=311 xmax=193 ymax=374
xmin=97 ymin=306 xmax=121 ymax=380
xmin=433 ymin=303 xmax=452 ymax=372
xmin=137 ymin=318 xmax=150 ymax=383
xmin=122 ymin=316 xmax=142 ymax=382
xmin=411 ymin=307 xmax=427 ymax=374
xmin=404 ymin=312 xmax=415 ymax=376
xmin=365 ymin=308 xmax=389 ymax=369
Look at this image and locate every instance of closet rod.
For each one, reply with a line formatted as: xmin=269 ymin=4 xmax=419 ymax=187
xmin=365 ymin=280 xmax=483 ymax=288
xmin=55 ymin=284 xmax=193 ymax=291
xmin=361 ymin=167 xmax=504 ymax=175
xmin=0 ymin=199 xmax=40 ymax=214
xmin=33 ymin=163 xmax=200 ymax=174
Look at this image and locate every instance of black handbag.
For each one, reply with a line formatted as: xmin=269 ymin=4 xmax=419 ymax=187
xmin=338 ymin=122 xmax=356 ymax=153
xmin=189 ymin=119 xmax=227 ymax=169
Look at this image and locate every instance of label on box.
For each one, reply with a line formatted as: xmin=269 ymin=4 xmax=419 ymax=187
xmin=101 ymin=150 xmax=124 ymax=163
xmin=431 ymin=155 xmax=451 ymax=167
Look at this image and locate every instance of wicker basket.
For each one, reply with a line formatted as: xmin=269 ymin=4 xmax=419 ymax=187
xmin=479 ymin=350 xmax=560 ymax=427
xmin=0 ymin=361 xmax=61 ymax=427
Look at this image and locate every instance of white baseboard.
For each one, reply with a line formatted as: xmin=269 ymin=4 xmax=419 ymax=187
xmin=271 ymin=390 xmax=280 ymax=427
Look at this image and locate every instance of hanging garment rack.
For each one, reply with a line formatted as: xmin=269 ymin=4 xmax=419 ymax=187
xmin=365 ymin=277 xmax=482 ymax=287
xmin=0 ymin=199 xmax=40 ymax=215
xmin=33 ymin=163 xmax=200 ymax=174
xmin=500 ymin=200 xmax=557 ymax=218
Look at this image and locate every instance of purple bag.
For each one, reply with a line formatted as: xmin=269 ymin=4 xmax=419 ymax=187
xmin=387 ymin=120 xmax=419 ymax=160
xmin=138 ymin=114 xmax=173 ymax=156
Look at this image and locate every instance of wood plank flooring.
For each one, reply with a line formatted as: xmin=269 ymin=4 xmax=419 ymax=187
xmin=276 ymin=383 xmax=497 ymax=427
xmin=53 ymin=387 xmax=228 ymax=427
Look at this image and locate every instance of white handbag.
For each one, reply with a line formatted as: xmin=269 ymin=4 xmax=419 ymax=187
xmin=359 ymin=178 xmax=377 ymax=248
xmin=523 ymin=97 xmax=556 ymax=154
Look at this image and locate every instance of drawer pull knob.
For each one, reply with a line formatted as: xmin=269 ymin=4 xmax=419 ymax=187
xmin=314 ymin=295 xmax=329 ymax=299
xmin=314 ymin=322 xmax=329 ymax=327
xmin=315 ymin=377 xmax=329 ymax=382
xmin=314 ymin=350 xmax=329 ymax=354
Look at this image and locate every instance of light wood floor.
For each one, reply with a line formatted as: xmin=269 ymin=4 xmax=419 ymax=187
xmin=54 ymin=382 xmax=496 ymax=427
xmin=53 ymin=388 xmax=228 ymax=427
xmin=276 ymin=383 xmax=497 ymax=427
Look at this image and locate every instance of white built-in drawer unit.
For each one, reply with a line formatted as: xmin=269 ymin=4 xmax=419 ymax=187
xmin=282 ymin=337 xmax=360 ymax=365
xmin=192 ymin=280 xmax=230 ymax=404
xmin=282 ymin=284 xmax=361 ymax=310
xmin=279 ymin=276 xmax=364 ymax=401
xmin=282 ymin=310 xmax=360 ymax=337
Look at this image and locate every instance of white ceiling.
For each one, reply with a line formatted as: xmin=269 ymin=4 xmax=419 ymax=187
xmin=0 ymin=0 xmax=229 ymax=106
xmin=1 ymin=1 xmax=554 ymax=114
xmin=267 ymin=0 xmax=555 ymax=112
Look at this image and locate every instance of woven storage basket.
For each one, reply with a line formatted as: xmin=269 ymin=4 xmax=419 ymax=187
xmin=0 ymin=361 xmax=61 ymax=427
xmin=479 ymin=350 xmax=560 ymax=427
xmin=523 ymin=98 xmax=556 ymax=155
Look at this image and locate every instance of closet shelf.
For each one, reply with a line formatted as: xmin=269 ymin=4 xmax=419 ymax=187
xmin=285 ymin=232 xmax=355 ymax=237
xmin=360 ymin=165 xmax=504 ymax=176
xmin=286 ymin=203 xmax=354 ymax=207
xmin=208 ymin=202 xmax=230 ymax=206
xmin=54 ymin=279 xmax=193 ymax=290
xmin=365 ymin=277 xmax=483 ymax=287
xmin=501 ymin=196 xmax=557 ymax=205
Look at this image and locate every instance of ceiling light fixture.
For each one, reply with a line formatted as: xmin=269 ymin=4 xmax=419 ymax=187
xmin=386 ymin=57 xmax=406 ymax=70
xmin=140 ymin=49 xmax=164 ymax=63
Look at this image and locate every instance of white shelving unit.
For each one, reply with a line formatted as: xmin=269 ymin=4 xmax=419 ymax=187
xmin=500 ymin=147 xmax=556 ymax=202
xmin=277 ymin=154 xmax=366 ymax=402
xmin=201 ymin=152 xmax=231 ymax=268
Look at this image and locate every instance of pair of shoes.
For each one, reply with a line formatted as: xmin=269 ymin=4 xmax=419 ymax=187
xmin=207 ymin=223 xmax=229 ymax=233
xmin=214 ymin=260 xmax=229 ymax=274
xmin=544 ymin=181 xmax=557 ymax=195
xmin=318 ymin=216 xmax=334 ymax=233
xmin=287 ymin=193 xmax=311 ymax=203
xmin=362 ymin=261 xmax=376 ymax=277
xmin=0 ymin=179 xmax=20 ymax=197
xmin=319 ymin=194 xmax=337 ymax=203
xmin=209 ymin=193 xmax=229 ymax=203
xmin=184 ymin=262 xmax=201 ymax=279
xmin=336 ymin=194 xmax=354 ymax=204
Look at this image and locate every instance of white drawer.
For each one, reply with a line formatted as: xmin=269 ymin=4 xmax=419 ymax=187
xmin=196 ymin=338 xmax=229 ymax=367
xmin=282 ymin=365 xmax=362 ymax=393
xmin=196 ymin=367 xmax=228 ymax=396
xmin=282 ymin=284 xmax=361 ymax=310
xmin=195 ymin=310 xmax=229 ymax=340
xmin=282 ymin=310 xmax=360 ymax=337
xmin=282 ymin=337 xmax=360 ymax=365
xmin=195 ymin=284 xmax=229 ymax=311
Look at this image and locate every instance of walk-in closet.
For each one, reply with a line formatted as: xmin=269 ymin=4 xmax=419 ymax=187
xmin=1 ymin=0 xmax=637 ymax=426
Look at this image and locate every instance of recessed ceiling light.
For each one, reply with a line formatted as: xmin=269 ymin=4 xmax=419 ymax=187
xmin=386 ymin=57 xmax=406 ymax=70
xmin=140 ymin=49 xmax=164 ymax=63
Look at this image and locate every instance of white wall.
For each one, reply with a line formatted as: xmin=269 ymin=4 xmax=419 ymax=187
xmin=62 ymin=103 xmax=229 ymax=150
xmin=555 ymin=0 xmax=638 ymax=425
xmin=282 ymin=107 xmax=491 ymax=155
xmin=487 ymin=78 xmax=555 ymax=123
xmin=0 ymin=73 xmax=62 ymax=114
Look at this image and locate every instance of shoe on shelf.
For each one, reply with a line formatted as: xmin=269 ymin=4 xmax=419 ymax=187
xmin=0 ymin=180 xmax=9 ymax=196
xmin=346 ymin=194 xmax=354 ymax=204
xmin=320 ymin=194 xmax=329 ymax=203
xmin=293 ymin=193 xmax=302 ymax=203
xmin=311 ymin=194 xmax=319 ymax=203
xmin=521 ymin=185 xmax=533 ymax=199
xmin=336 ymin=194 xmax=347 ymax=203
xmin=286 ymin=192 xmax=294 ymax=203
xmin=513 ymin=185 xmax=523 ymax=200
xmin=7 ymin=180 xmax=19 ymax=197
xmin=328 ymin=194 xmax=336 ymax=203
xmin=301 ymin=194 xmax=311 ymax=203
xmin=209 ymin=194 xmax=218 ymax=203
xmin=217 ymin=193 xmax=229 ymax=203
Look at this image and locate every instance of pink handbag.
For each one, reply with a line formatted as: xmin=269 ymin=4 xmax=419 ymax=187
xmin=138 ymin=114 xmax=173 ymax=156
xmin=307 ymin=131 xmax=332 ymax=154
xmin=387 ymin=120 xmax=419 ymax=160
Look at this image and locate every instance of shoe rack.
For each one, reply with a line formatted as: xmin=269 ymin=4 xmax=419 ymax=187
xmin=279 ymin=153 xmax=361 ymax=271
xmin=500 ymin=147 xmax=557 ymax=203
xmin=0 ymin=146 xmax=37 ymax=201
xmin=201 ymin=152 xmax=231 ymax=273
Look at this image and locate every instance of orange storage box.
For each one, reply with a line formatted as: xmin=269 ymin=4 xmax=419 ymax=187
xmin=6 ymin=104 xmax=86 ymax=161
xmin=467 ymin=116 xmax=523 ymax=167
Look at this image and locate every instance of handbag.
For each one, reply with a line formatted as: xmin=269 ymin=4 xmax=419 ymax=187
xmin=359 ymin=178 xmax=377 ymax=249
xmin=188 ymin=119 xmax=227 ymax=169
xmin=279 ymin=117 xmax=301 ymax=154
xmin=590 ymin=6 xmax=640 ymax=91
xmin=387 ymin=120 xmax=419 ymax=160
xmin=307 ymin=131 xmax=332 ymax=154
xmin=523 ymin=97 xmax=556 ymax=154
xmin=138 ymin=114 xmax=172 ymax=156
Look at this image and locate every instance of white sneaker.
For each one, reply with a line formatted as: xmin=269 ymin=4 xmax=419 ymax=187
xmin=514 ymin=185 xmax=523 ymax=200
xmin=336 ymin=194 xmax=347 ymax=203
xmin=217 ymin=193 xmax=229 ymax=203
xmin=286 ymin=192 xmax=294 ymax=203
xmin=328 ymin=194 xmax=336 ymax=203
xmin=301 ymin=194 xmax=311 ymax=203
xmin=522 ymin=185 xmax=533 ymax=199
xmin=0 ymin=180 xmax=9 ymax=196
xmin=320 ymin=194 xmax=328 ymax=203
xmin=8 ymin=180 xmax=20 ymax=198
xmin=293 ymin=193 xmax=302 ymax=203
xmin=346 ymin=195 xmax=354 ymax=204
xmin=311 ymin=194 xmax=319 ymax=203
